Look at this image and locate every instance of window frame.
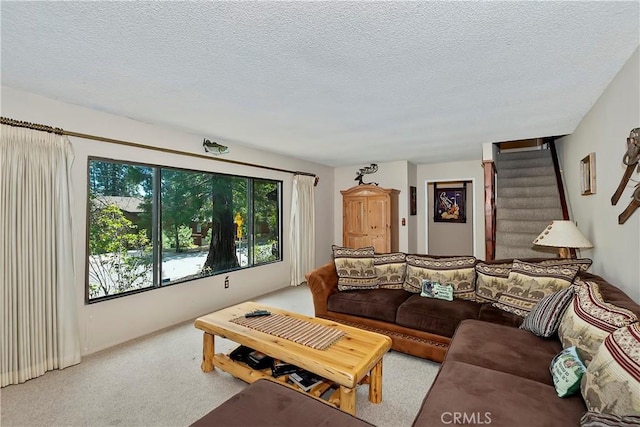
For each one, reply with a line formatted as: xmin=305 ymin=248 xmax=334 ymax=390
xmin=85 ymin=156 xmax=284 ymax=304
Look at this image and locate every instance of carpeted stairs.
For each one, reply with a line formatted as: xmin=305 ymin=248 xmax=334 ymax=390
xmin=495 ymin=149 xmax=563 ymax=259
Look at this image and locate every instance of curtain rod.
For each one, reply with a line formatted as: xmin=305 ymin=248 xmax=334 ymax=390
xmin=1 ymin=116 xmax=318 ymax=183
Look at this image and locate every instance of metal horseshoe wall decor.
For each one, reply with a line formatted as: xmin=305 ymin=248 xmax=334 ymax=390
xmin=612 ymin=127 xmax=640 ymax=224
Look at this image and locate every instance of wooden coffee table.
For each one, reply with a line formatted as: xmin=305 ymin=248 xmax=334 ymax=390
xmin=194 ymin=301 xmax=392 ymax=415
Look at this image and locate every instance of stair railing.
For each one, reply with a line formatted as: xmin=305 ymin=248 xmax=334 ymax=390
xmin=483 ymin=160 xmax=497 ymax=260
xmin=548 ymin=139 xmax=576 ymax=258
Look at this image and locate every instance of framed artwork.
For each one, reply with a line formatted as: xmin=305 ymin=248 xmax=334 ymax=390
xmin=410 ymin=186 xmax=417 ymax=215
xmin=434 ymin=184 xmax=466 ymax=223
xmin=581 ymin=152 xmax=596 ymax=195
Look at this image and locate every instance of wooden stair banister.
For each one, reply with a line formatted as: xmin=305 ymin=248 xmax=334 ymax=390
xmin=483 ymin=160 xmax=497 ymax=261
xmin=548 ymin=139 xmax=576 ymax=258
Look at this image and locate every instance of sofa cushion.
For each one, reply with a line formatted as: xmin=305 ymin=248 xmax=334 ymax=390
xmin=474 ymin=261 xmax=512 ymax=303
xmin=477 ymin=303 xmax=524 ymax=328
xmin=474 ymin=258 xmax=591 ymax=303
xmin=539 ymin=257 xmax=593 ymax=272
xmin=396 ymin=295 xmax=480 ymax=338
xmin=581 ymin=323 xmax=640 ymax=417
xmin=374 ymin=252 xmax=407 ymax=289
xmin=332 ymin=245 xmax=378 ymax=291
xmin=445 ymin=319 xmax=561 ymax=386
xmin=327 ymin=288 xmax=412 ymax=323
xmin=492 ymin=259 xmax=579 ymax=317
xmin=580 ymin=412 xmax=640 ymax=426
xmin=550 ymin=346 xmax=587 ymax=397
xmin=520 ymin=286 xmax=574 ymax=337
xmin=402 ymin=255 xmax=476 ymax=300
xmin=558 ymin=278 xmax=638 ymax=365
xmin=191 ymin=378 xmax=374 ymax=427
xmin=411 ymin=361 xmax=586 ymax=427
xmin=579 ymin=272 xmax=640 ymax=318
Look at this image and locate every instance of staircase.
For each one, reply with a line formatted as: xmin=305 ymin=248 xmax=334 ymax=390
xmin=494 ymin=149 xmax=563 ymax=259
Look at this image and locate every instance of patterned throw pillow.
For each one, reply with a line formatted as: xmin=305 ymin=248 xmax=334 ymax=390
xmin=420 ymin=280 xmax=454 ymax=301
xmin=520 ymin=286 xmax=574 ymax=337
xmin=374 ymin=252 xmax=407 ymax=289
xmin=539 ymin=258 xmax=593 ymax=272
xmin=580 ymin=412 xmax=640 ymax=427
xmin=474 ymin=262 xmax=512 ymax=303
xmin=402 ymin=255 xmax=476 ymax=300
xmin=558 ymin=278 xmax=638 ymax=365
xmin=492 ymin=260 xmax=579 ymax=317
xmin=581 ymin=323 xmax=640 ymax=417
xmin=550 ymin=346 xmax=587 ymax=397
xmin=332 ymin=245 xmax=377 ymax=291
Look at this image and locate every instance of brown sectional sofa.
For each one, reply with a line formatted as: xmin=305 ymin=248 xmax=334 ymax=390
xmin=194 ymin=257 xmax=639 ymax=426
xmin=305 ymin=258 xmax=640 ymax=426
xmin=307 ymin=259 xmax=522 ymax=362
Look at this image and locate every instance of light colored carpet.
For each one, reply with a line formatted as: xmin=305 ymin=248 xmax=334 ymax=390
xmin=0 ymin=285 xmax=440 ymax=427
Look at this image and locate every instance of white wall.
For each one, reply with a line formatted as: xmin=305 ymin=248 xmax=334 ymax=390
xmin=417 ymin=160 xmax=485 ymax=257
xmin=1 ymin=86 xmax=334 ymax=355
xmin=408 ymin=162 xmax=418 ymax=253
xmin=426 ymin=181 xmax=474 ymax=255
xmin=557 ymin=47 xmax=640 ymax=302
xmin=333 ymin=161 xmax=411 ymax=252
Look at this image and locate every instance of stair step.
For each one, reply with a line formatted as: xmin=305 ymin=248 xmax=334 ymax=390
xmin=497 ymin=175 xmax=557 ymax=188
xmin=495 ymin=231 xmax=541 ymax=247
xmin=496 ymin=207 xmax=563 ymax=221
xmin=499 ymin=185 xmax=559 ymax=198
xmin=493 ymin=147 xmax=564 ymax=261
xmin=497 ymin=149 xmax=550 ymax=161
xmin=497 ymin=196 xmax=560 ymax=209
xmin=496 ymin=219 xmax=552 ymax=234
xmin=496 ymin=157 xmax=553 ymax=170
xmin=495 ymin=244 xmax=558 ymax=260
xmin=499 ymin=165 xmax=556 ymax=179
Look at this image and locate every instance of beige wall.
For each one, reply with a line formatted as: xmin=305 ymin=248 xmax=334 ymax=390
xmin=557 ymin=47 xmax=640 ymax=302
xmin=427 ymin=181 xmax=474 ymax=256
xmin=417 ymin=160 xmax=485 ymax=257
xmin=1 ymin=86 xmax=335 ymax=355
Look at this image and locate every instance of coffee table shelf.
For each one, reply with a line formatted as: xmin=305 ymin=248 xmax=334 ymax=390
xmin=213 ymin=353 xmax=335 ymax=398
xmin=195 ymin=301 xmax=392 ymax=416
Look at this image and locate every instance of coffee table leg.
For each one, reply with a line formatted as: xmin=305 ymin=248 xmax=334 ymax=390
xmin=339 ymin=386 xmax=356 ymax=415
xmin=369 ymin=359 xmax=383 ymax=403
xmin=201 ymin=332 xmax=215 ymax=372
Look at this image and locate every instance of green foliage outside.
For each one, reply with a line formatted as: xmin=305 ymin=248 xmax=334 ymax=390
xmin=202 ymin=228 xmax=213 ymax=246
xmin=88 ymin=202 xmax=152 ymax=298
xmin=87 ymin=160 xmax=281 ymax=299
xmin=162 ymin=226 xmax=196 ymax=251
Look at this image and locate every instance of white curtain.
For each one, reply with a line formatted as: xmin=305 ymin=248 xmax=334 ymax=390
xmin=289 ymin=175 xmax=316 ymax=286
xmin=1 ymin=124 xmax=81 ymax=387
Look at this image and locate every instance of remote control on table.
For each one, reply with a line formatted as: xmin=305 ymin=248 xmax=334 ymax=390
xmin=245 ymin=310 xmax=271 ymax=318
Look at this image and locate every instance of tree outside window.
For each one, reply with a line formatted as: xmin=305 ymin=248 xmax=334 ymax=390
xmin=87 ymin=159 xmax=282 ymax=302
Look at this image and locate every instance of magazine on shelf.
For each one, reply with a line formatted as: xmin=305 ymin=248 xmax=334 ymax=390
xmin=289 ymin=370 xmax=324 ymax=392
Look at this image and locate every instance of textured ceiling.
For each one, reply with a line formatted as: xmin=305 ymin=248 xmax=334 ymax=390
xmin=1 ymin=2 xmax=638 ymax=167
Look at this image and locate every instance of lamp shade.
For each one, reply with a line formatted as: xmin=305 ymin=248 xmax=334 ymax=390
xmin=532 ymin=221 xmax=593 ymax=249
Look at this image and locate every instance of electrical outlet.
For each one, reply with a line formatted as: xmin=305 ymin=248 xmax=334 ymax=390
xmin=224 ymin=276 xmax=229 ymax=289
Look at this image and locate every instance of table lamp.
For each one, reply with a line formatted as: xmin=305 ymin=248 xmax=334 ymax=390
xmin=532 ymin=220 xmax=593 ymax=259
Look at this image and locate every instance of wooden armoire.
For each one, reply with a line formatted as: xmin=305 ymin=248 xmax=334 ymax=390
xmin=341 ymin=185 xmax=399 ymax=253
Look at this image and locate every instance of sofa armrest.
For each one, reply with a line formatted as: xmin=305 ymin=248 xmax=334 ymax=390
xmin=305 ymin=262 xmax=339 ymax=317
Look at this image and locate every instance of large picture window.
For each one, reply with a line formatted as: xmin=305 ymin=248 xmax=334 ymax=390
xmin=87 ymin=158 xmax=282 ymax=303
